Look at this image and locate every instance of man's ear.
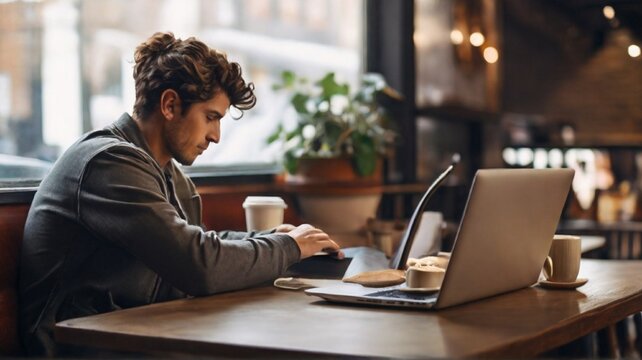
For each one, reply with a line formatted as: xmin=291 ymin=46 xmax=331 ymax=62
xmin=159 ymin=89 xmax=181 ymax=121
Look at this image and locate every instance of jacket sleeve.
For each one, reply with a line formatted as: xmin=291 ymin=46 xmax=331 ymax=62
xmin=77 ymin=146 xmax=301 ymax=296
xmin=217 ymin=229 xmax=275 ymax=240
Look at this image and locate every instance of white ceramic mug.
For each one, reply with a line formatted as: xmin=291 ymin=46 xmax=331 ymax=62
xmin=242 ymin=196 xmax=287 ymax=231
xmin=543 ymin=234 xmax=581 ymax=283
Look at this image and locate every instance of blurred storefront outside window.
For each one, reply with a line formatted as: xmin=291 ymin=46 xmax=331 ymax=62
xmin=0 ymin=0 xmax=364 ymax=182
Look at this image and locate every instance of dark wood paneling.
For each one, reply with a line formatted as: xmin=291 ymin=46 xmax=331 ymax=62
xmin=0 ymin=204 xmax=30 ymax=355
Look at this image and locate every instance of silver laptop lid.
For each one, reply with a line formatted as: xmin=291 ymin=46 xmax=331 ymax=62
xmin=435 ymin=168 xmax=574 ymax=309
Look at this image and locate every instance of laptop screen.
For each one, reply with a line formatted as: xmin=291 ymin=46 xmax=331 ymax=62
xmin=389 ymin=163 xmax=456 ymax=269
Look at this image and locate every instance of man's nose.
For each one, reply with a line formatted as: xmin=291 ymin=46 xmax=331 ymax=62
xmin=207 ymin=121 xmax=220 ymax=144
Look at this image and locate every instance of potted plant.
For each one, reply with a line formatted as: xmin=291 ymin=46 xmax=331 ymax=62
xmin=267 ymin=71 xmax=401 ymax=185
xmin=267 ymin=71 xmax=402 ymax=247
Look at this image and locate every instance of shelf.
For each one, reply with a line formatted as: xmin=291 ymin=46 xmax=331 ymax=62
xmin=415 ymin=105 xmax=499 ymax=123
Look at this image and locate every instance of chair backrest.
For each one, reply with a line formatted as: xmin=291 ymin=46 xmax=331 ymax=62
xmin=601 ymin=223 xmax=642 ymax=260
xmin=559 ymin=219 xmax=642 ymax=260
xmin=0 ymin=204 xmax=29 ymax=356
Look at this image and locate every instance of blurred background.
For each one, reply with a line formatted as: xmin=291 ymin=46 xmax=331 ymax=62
xmin=1 ymin=0 xmax=641 ymax=226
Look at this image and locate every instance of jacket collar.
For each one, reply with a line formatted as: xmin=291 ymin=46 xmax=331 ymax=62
xmin=111 ymin=113 xmax=152 ymax=154
xmin=110 ymin=113 xmax=176 ymax=173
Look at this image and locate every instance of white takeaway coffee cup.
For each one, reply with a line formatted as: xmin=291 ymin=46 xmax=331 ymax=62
xmin=242 ymin=196 xmax=288 ymax=232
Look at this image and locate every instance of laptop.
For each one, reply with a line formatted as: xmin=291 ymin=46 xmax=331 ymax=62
xmin=306 ymin=167 xmax=575 ymax=309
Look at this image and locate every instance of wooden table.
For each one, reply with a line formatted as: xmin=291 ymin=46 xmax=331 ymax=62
xmin=55 ymin=260 xmax=642 ymax=358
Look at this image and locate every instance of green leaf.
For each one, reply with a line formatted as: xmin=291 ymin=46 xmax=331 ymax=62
xmin=284 ymin=150 xmax=299 ymax=174
xmin=285 ymin=128 xmax=301 ymax=141
xmin=291 ymin=93 xmax=309 ymax=114
xmin=352 ymin=134 xmax=377 ymax=176
xmin=323 ymin=121 xmax=343 ymax=148
xmin=266 ymin=124 xmax=283 ymax=144
xmin=281 ymin=70 xmax=296 ymax=87
xmin=317 ymin=72 xmax=349 ymax=99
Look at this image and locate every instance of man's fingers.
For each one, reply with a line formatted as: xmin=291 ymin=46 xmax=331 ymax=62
xmin=288 ymin=224 xmax=342 ymax=259
xmin=292 ymin=228 xmax=326 ymax=239
xmin=323 ymin=248 xmax=345 ymax=259
xmin=275 ymin=223 xmax=296 ymax=233
xmin=317 ymin=239 xmax=340 ymax=251
xmin=305 ymin=232 xmax=331 ymax=241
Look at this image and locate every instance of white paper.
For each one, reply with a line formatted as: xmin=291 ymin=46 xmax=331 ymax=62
xmin=408 ymin=211 xmax=443 ymax=259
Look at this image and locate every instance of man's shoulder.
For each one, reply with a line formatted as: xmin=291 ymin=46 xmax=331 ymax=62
xmin=71 ymin=128 xmax=152 ymax=165
xmin=77 ymin=128 xmax=138 ymax=153
xmin=45 ymin=128 xmax=156 ymax=184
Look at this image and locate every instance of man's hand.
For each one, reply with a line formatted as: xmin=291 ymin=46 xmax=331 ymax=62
xmin=286 ymin=224 xmax=342 ymax=260
xmin=274 ymin=224 xmax=296 ymax=233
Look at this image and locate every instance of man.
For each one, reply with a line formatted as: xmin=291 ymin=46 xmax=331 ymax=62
xmin=18 ymin=32 xmax=340 ymax=356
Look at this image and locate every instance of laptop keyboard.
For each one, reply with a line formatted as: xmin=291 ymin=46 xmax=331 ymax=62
xmin=365 ymin=289 xmax=438 ymax=301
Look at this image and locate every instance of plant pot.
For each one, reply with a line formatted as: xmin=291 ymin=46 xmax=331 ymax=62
xmin=284 ymin=157 xmax=382 ymax=186
xmin=284 ymin=157 xmax=384 ymax=247
xmin=296 ymin=193 xmax=382 ymax=247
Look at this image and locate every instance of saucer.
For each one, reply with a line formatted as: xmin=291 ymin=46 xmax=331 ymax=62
xmin=538 ymin=278 xmax=588 ymax=290
xmin=399 ymin=286 xmax=440 ymax=294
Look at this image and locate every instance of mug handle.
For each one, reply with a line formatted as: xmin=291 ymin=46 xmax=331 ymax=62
xmin=542 ymin=256 xmax=553 ymax=280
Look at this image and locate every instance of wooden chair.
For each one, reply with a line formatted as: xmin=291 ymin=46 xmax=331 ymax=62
xmin=599 ymin=223 xmax=642 ymax=357
xmin=559 ymin=220 xmax=642 ymax=357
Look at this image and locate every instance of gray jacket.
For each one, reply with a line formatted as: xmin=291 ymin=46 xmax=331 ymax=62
xmin=18 ymin=113 xmax=300 ymax=356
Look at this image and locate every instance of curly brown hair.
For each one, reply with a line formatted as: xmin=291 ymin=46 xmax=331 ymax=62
xmin=132 ymin=32 xmax=256 ymax=120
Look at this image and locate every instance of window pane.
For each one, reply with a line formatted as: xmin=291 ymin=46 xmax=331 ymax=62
xmin=0 ymin=0 xmax=364 ymax=181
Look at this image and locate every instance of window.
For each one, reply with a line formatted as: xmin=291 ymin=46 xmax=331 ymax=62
xmin=0 ymin=0 xmax=364 ymax=182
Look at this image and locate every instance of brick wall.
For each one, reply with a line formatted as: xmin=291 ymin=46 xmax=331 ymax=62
xmin=544 ymin=29 xmax=642 ymax=144
xmin=502 ymin=2 xmax=642 ymax=145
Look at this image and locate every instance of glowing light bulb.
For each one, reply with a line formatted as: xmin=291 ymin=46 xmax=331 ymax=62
xmin=548 ymin=149 xmax=564 ymax=168
xmin=450 ymin=29 xmax=464 ymax=45
xmin=469 ymin=32 xmax=485 ymax=47
xmin=483 ymin=47 xmax=499 ymax=63
xmin=628 ymin=45 xmax=641 ymax=58
xmin=603 ymin=6 xmax=615 ymax=20
xmin=502 ymin=148 xmax=517 ymax=166
xmin=516 ymin=148 xmax=534 ymax=167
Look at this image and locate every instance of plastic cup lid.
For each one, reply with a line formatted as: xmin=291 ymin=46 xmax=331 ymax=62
xmin=242 ymin=196 xmax=287 ymax=208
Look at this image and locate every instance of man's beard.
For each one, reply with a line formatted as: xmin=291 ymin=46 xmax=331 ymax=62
xmin=172 ymin=151 xmax=195 ymax=166
xmin=164 ymin=125 xmax=196 ymax=166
